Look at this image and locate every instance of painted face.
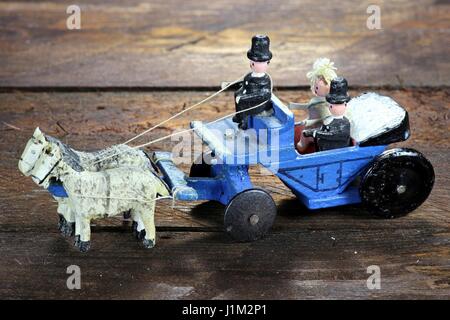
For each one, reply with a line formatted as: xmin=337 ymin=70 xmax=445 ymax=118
xmin=329 ymin=103 xmax=347 ymax=117
xmin=250 ymin=60 xmax=269 ymax=73
xmin=312 ymin=78 xmax=330 ymax=97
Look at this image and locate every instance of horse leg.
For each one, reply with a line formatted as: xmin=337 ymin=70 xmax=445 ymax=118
xmin=77 ymin=216 xmax=91 ymax=252
xmin=56 ymin=198 xmax=68 ymax=234
xmin=131 ymin=210 xmax=146 ymax=240
xmin=57 ymin=213 xmax=66 ymax=233
xmin=57 ymin=199 xmax=75 ymax=237
xmin=74 ymin=214 xmax=81 ymax=248
xmin=64 ymin=208 xmax=76 ymax=237
xmin=140 ymin=200 xmax=156 ymax=249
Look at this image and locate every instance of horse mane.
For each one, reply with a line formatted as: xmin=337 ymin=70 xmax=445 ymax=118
xmin=45 ymin=135 xmax=85 ymax=172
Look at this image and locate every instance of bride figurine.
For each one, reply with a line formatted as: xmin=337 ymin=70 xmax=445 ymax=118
xmin=289 ymin=58 xmax=338 ymax=153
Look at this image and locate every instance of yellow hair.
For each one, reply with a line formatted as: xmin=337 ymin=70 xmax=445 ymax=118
xmin=306 ymin=58 xmax=338 ymax=89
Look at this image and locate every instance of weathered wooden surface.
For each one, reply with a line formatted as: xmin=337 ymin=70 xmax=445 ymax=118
xmin=0 ymin=0 xmax=449 ymax=87
xmin=0 ymin=89 xmax=449 ymax=299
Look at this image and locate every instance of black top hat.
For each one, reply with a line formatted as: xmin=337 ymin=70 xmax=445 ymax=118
xmin=247 ymin=35 xmax=272 ymax=62
xmin=326 ymin=77 xmax=351 ymax=104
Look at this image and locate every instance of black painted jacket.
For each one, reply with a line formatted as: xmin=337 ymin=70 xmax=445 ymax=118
xmin=315 ymin=116 xmax=351 ymax=151
xmin=234 ymin=73 xmax=272 ymax=117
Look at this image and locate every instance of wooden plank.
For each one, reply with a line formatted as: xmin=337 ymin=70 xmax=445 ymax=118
xmin=0 ymin=0 xmax=449 ymax=87
xmin=0 ymin=229 xmax=448 ymax=299
xmin=0 ymin=89 xmax=449 ymax=299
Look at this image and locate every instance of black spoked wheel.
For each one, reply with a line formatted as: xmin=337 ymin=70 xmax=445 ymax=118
xmin=224 ymin=189 xmax=277 ymax=242
xmin=360 ymin=148 xmax=434 ymax=218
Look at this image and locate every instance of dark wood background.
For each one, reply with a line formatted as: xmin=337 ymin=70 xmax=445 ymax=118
xmin=0 ymin=0 xmax=449 ymax=300
xmin=0 ymin=0 xmax=449 ymax=87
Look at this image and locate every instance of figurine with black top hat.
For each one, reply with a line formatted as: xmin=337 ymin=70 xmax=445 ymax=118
xmin=303 ymin=77 xmax=351 ymax=151
xmin=232 ymin=35 xmax=274 ymax=130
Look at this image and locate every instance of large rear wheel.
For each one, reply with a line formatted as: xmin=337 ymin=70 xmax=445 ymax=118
xmin=224 ymin=188 xmax=277 ymax=241
xmin=360 ymin=148 xmax=434 ymax=218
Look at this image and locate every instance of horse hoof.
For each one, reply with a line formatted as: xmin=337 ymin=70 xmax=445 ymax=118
xmin=142 ymin=239 xmax=155 ymax=249
xmin=78 ymin=241 xmax=91 ymax=253
xmin=132 ymin=222 xmax=146 ymax=240
xmin=137 ymin=229 xmax=146 ymax=241
xmin=131 ymin=221 xmax=145 ymax=240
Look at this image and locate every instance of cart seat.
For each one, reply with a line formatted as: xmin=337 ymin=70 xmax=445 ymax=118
xmin=347 ymin=92 xmax=409 ymax=145
xmin=190 ymin=94 xmax=296 ymax=165
xmin=251 ymin=112 xmax=283 ymax=129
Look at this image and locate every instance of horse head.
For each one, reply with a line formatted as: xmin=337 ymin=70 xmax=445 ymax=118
xmin=18 ymin=127 xmax=62 ymax=187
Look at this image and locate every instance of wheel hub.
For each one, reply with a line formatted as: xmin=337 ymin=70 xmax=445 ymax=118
xmin=249 ymin=214 xmax=259 ymax=226
xmin=396 ymin=185 xmax=407 ymax=194
xmin=224 ymin=189 xmax=277 ymax=242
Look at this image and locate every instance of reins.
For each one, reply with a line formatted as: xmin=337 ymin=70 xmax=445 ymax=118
xmin=89 ymin=73 xmax=274 ymax=166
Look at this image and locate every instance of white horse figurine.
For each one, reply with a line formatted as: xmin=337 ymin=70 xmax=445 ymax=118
xmin=18 ymin=128 xmax=170 ymax=252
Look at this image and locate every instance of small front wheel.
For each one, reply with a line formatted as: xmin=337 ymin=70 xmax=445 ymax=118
xmin=360 ymin=148 xmax=434 ymax=218
xmin=224 ymin=189 xmax=277 ymax=242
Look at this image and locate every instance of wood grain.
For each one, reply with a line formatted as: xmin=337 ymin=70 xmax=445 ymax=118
xmin=0 ymin=0 xmax=449 ymax=87
xmin=0 ymin=89 xmax=449 ymax=299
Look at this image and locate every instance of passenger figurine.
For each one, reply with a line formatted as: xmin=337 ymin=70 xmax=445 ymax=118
xmin=232 ymin=35 xmax=273 ymax=130
xmin=303 ymin=77 xmax=351 ymax=151
xmin=290 ymin=58 xmax=338 ymax=153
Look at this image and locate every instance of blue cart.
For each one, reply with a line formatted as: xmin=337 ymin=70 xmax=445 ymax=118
xmin=152 ymin=93 xmax=434 ymax=241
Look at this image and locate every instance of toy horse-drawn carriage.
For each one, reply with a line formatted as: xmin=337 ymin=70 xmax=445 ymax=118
xmin=151 ymin=92 xmax=435 ymax=241
xmin=31 ymin=92 xmax=434 ymax=246
xmin=17 ymin=33 xmax=435 ymax=249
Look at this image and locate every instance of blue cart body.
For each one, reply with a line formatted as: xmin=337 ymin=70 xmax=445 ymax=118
xmin=151 ymin=95 xmax=387 ymax=209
